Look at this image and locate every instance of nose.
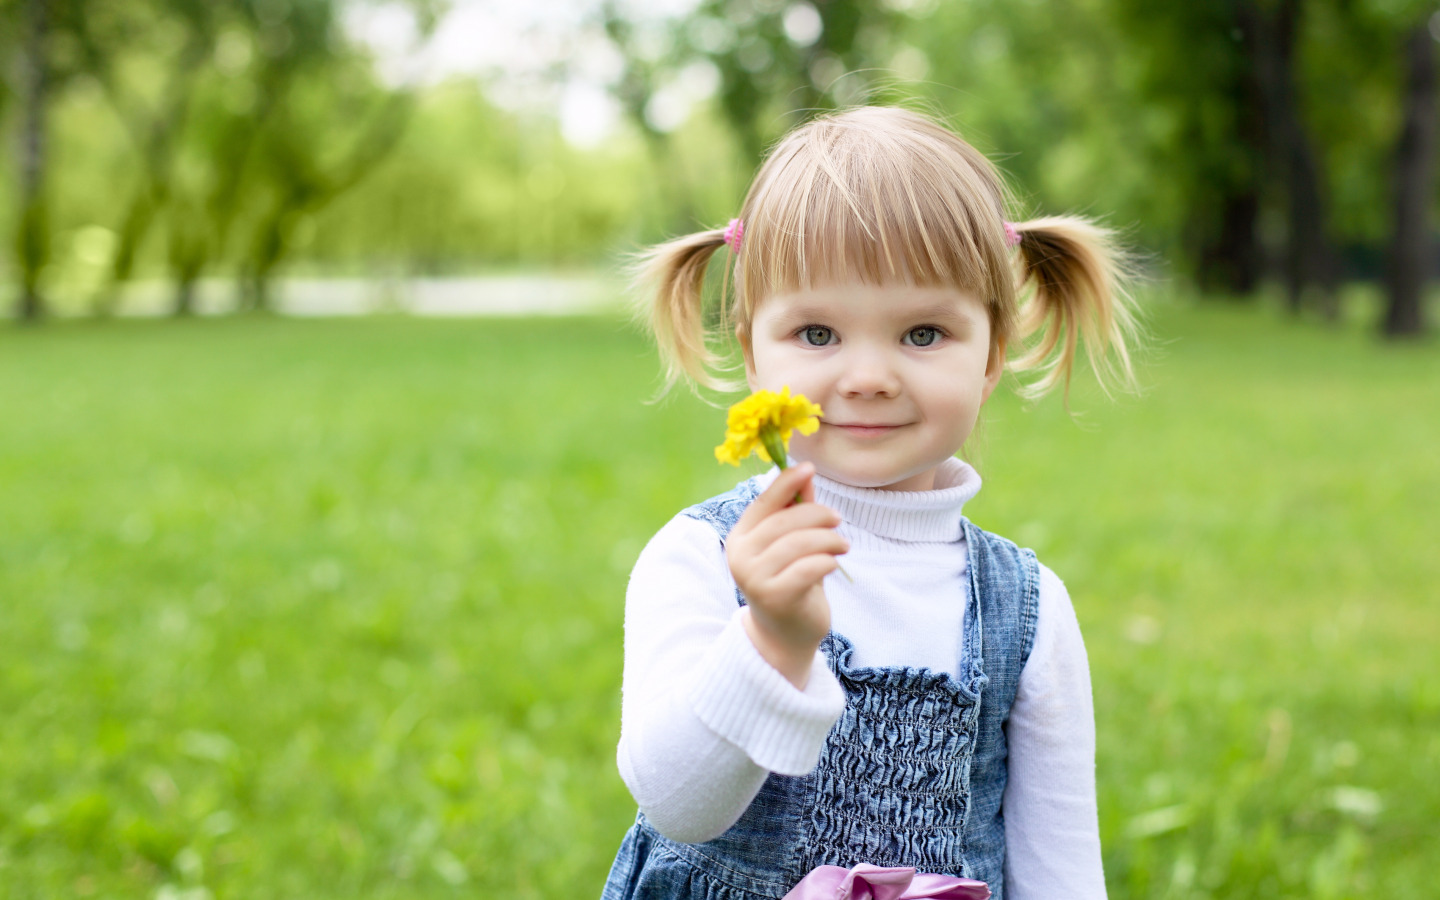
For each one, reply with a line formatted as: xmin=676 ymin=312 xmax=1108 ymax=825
xmin=835 ymin=344 xmax=901 ymax=398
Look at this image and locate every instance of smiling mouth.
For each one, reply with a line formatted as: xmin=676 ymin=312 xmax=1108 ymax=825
xmin=827 ymin=422 xmax=905 ymax=438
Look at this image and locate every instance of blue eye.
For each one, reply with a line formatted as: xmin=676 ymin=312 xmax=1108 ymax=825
xmin=802 ymin=325 xmax=835 ymax=346
xmin=905 ymin=327 xmax=941 ymax=347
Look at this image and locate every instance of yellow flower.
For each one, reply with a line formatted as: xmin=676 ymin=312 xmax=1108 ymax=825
xmin=714 ymin=387 xmax=823 ymax=468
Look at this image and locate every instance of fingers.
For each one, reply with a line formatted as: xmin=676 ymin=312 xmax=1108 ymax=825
xmin=728 ymin=503 xmax=844 ymax=590
xmin=728 ymin=521 xmax=848 ymax=617
xmin=796 ymin=466 xmax=816 ymax=505
xmin=764 ymin=555 xmax=840 ymax=599
xmin=733 ymin=468 xmax=838 ymax=548
xmin=735 ymin=462 xmax=817 ymax=532
xmin=744 ymin=502 xmax=841 ymax=547
xmin=747 ymin=528 xmax=849 ymax=582
xmin=726 ymin=461 xmax=846 ymax=625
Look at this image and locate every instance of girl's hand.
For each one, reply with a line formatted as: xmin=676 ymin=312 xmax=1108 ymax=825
xmin=725 ymin=462 xmax=848 ymax=689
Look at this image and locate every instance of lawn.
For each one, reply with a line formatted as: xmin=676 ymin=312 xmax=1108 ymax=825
xmin=1 ymin=298 xmax=1436 ymax=899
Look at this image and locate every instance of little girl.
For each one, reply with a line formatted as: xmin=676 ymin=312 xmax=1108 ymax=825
xmin=603 ymin=107 xmax=1138 ymax=900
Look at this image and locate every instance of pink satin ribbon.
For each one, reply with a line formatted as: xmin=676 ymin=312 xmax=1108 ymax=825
xmin=781 ymin=863 xmax=990 ymax=900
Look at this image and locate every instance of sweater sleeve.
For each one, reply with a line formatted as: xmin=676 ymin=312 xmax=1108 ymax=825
xmin=617 ymin=515 xmax=847 ymax=844
xmin=1002 ymin=563 xmax=1107 ymax=900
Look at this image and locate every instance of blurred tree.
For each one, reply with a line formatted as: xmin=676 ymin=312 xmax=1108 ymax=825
xmin=0 ymin=0 xmax=9 ymax=125
xmin=1104 ymin=0 xmax=1440 ymax=323
xmin=67 ymin=0 xmax=223 ymax=316
xmin=5 ymin=0 xmax=1431 ymax=323
xmin=689 ymin=0 xmax=895 ymax=163
xmin=1305 ymin=0 xmax=1437 ymax=334
xmin=902 ymin=0 xmax=1163 ymax=266
xmin=599 ymin=0 xmax=896 ymax=183
xmin=303 ymin=80 xmax=654 ymax=270
xmin=1382 ymin=13 xmax=1436 ymax=337
xmin=164 ymin=11 xmax=261 ymax=317
xmin=161 ymin=0 xmax=433 ymax=313
xmin=1238 ymin=0 xmax=1340 ymax=316
xmin=600 ymin=2 xmax=697 ymax=229
xmin=2 ymin=0 xmax=434 ymax=319
xmin=1106 ymin=0 xmax=1340 ymax=305
xmin=11 ymin=0 xmax=53 ymax=321
xmin=236 ymin=56 xmax=416 ymax=311
xmin=3 ymin=0 xmax=116 ymax=321
xmin=1113 ymin=0 xmax=1266 ymax=295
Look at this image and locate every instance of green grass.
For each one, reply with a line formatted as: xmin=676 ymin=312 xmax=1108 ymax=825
xmin=1 ymin=299 xmax=1436 ymax=899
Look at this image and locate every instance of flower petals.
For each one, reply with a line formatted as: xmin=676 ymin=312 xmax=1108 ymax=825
xmin=715 ymin=387 xmax=824 ymax=467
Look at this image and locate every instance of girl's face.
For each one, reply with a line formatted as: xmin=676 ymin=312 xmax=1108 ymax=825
xmin=743 ymin=283 xmax=1003 ymax=492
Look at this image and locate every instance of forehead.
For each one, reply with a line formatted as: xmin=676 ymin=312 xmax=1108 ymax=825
xmin=755 ymin=283 xmax=988 ymax=325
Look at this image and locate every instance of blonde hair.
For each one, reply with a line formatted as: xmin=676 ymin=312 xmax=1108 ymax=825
xmin=636 ymin=106 xmax=1140 ymax=399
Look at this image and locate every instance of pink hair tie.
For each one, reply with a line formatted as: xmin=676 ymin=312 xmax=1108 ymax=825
xmin=1003 ymin=221 xmax=1021 ymax=248
xmin=723 ymin=218 xmax=744 ymax=252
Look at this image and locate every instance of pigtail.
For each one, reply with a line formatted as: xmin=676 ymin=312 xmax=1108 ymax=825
xmin=1009 ymin=215 xmax=1143 ymax=400
xmin=631 ymin=229 xmax=735 ymax=393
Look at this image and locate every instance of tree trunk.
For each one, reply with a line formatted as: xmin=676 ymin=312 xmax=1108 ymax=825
xmin=170 ymin=213 xmax=209 ymax=316
xmin=15 ymin=0 xmax=50 ymax=322
xmin=174 ymin=280 xmax=196 ymax=316
xmin=1240 ymin=0 xmax=1338 ymax=314
xmin=173 ymin=241 xmax=206 ymax=316
xmin=241 ymin=214 xmax=288 ymax=313
xmin=96 ymin=192 xmax=158 ymax=316
xmin=1180 ymin=3 xmax=1268 ymax=298
xmin=1383 ymin=23 xmax=1437 ymax=338
xmin=237 ymin=265 xmax=271 ymax=313
xmin=1198 ymin=190 xmax=1263 ymax=296
xmin=1197 ymin=52 xmax=1266 ymax=297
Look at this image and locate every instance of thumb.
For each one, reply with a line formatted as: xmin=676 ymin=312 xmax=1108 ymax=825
xmin=792 ymin=462 xmax=816 ymax=505
xmin=736 ymin=461 xmax=815 ymax=531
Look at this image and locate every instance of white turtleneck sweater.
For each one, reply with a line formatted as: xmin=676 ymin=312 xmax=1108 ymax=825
xmin=617 ymin=458 xmax=1105 ymax=900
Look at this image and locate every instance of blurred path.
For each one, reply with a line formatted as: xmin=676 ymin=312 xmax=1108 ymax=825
xmin=84 ymin=274 xmax=624 ymax=318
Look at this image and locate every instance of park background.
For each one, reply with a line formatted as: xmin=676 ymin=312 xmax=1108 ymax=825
xmin=2 ymin=0 xmax=1437 ymax=898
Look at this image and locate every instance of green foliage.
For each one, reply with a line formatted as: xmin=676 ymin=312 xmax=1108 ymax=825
xmin=894 ymin=0 xmax=1157 ymax=232
xmin=301 ymin=81 xmax=666 ymax=272
xmin=5 ymin=0 xmax=1434 ymax=306
xmin=1097 ymin=0 xmax=1262 ymax=269
xmin=682 ymin=0 xmax=899 ymax=159
xmin=1 ymin=297 xmax=1436 ymax=897
xmin=0 ymin=0 xmax=435 ymax=314
xmin=1303 ymin=0 xmax=1423 ymax=245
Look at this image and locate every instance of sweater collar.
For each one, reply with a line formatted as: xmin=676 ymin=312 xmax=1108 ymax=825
xmin=759 ymin=457 xmax=981 ymax=543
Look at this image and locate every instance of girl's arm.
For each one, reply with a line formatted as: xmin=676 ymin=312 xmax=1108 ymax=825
xmin=1002 ymin=563 xmax=1107 ymax=900
xmin=617 ymin=514 xmax=846 ymax=843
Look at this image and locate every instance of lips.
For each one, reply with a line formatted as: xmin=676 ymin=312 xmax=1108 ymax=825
xmin=827 ymin=422 xmax=904 ymax=437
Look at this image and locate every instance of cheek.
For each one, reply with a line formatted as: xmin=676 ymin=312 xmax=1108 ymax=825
xmin=932 ymin=364 xmax=989 ymax=427
xmin=750 ymin=344 xmax=810 ymax=389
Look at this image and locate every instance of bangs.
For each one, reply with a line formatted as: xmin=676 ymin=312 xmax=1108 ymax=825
xmin=734 ymin=109 xmax=1014 ymax=323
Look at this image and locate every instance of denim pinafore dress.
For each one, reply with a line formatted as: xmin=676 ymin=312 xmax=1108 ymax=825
xmin=603 ymin=476 xmax=1040 ymax=900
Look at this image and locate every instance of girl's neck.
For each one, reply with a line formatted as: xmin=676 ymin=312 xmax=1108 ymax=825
xmin=765 ymin=458 xmax=981 ymax=544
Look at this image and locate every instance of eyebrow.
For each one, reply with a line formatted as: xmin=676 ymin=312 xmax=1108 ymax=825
xmin=908 ymin=303 xmax=981 ymax=325
xmin=768 ymin=303 xmax=834 ymax=324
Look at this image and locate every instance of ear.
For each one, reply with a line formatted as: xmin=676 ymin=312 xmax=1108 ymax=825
xmin=737 ymin=324 xmax=759 ymax=391
xmin=981 ymin=335 xmax=1006 ymax=404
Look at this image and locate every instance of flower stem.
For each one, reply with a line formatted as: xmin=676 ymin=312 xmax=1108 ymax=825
xmin=760 ymin=428 xmax=789 ymax=472
xmin=759 ymin=426 xmax=851 ymax=581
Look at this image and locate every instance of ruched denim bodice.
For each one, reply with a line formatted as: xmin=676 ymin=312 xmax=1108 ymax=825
xmin=604 ymin=476 xmax=1039 ymax=900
